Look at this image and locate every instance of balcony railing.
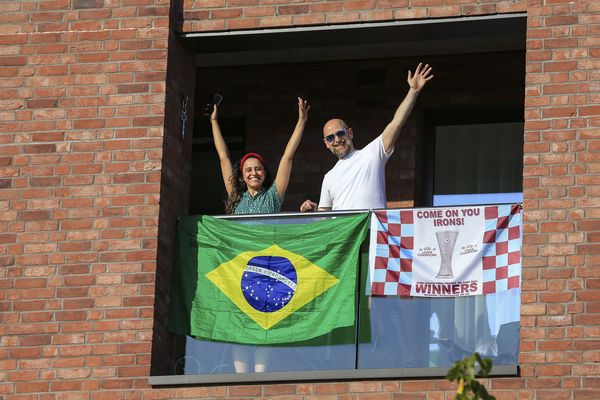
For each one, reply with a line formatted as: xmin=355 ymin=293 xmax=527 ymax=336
xmin=151 ymin=209 xmax=520 ymax=385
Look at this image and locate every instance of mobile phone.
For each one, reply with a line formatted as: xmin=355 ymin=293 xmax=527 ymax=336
xmin=204 ymin=93 xmax=223 ymax=115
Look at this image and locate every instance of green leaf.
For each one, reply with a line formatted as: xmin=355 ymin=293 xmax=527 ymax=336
xmin=447 ymin=352 xmax=495 ymax=400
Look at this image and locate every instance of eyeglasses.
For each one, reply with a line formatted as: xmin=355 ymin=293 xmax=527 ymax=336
xmin=323 ymin=129 xmax=347 ymax=143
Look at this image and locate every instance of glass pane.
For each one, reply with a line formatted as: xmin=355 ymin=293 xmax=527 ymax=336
xmin=185 ymin=330 xmax=357 ymax=374
xmin=181 ymin=212 xmax=520 ymax=375
xmin=357 ymin=288 xmax=520 ymax=368
xmin=434 ymin=122 xmax=523 ymax=195
xmin=358 ymin=296 xmax=432 ymax=368
xmin=183 ymin=214 xmax=357 ymax=374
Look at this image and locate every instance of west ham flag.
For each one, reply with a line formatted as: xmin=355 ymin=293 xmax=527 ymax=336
xmin=368 ymin=204 xmax=522 ymax=297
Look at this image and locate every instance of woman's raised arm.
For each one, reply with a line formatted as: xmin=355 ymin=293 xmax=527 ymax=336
xmin=274 ymin=97 xmax=309 ymax=198
xmin=210 ymin=105 xmax=234 ymax=196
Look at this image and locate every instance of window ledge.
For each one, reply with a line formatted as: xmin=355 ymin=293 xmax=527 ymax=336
xmin=149 ymin=365 xmax=518 ymax=386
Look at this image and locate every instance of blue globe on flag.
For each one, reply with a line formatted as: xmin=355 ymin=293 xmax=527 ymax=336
xmin=241 ymin=255 xmax=297 ymax=312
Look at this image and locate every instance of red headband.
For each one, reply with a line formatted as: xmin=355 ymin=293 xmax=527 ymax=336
xmin=240 ymin=152 xmax=265 ymax=172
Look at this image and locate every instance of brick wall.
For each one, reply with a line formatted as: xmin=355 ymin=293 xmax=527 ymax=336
xmin=0 ymin=0 xmax=173 ymax=396
xmin=182 ymin=0 xmax=527 ymax=31
xmin=520 ymin=1 xmax=600 ymax=399
xmin=1 ymin=0 xmax=598 ymax=399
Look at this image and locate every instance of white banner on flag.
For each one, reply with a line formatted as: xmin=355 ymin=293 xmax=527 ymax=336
xmin=368 ymin=204 xmax=521 ymax=298
xmin=411 ymin=206 xmax=485 ymax=297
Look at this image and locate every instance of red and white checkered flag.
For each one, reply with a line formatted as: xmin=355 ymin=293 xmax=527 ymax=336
xmin=368 ymin=204 xmax=521 ymax=297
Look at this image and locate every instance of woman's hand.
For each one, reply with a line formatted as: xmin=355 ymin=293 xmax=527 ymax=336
xmin=298 ymin=97 xmax=309 ymax=122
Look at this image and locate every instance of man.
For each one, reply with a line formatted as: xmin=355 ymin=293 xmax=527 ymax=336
xmin=299 ymin=63 xmax=434 ymax=368
xmin=300 ymin=62 xmax=433 ymax=212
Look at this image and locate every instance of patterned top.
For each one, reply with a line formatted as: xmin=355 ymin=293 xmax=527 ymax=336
xmin=234 ymin=182 xmax=283 ymax=215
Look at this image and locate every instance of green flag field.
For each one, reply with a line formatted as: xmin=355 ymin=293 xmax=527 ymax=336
xmin=169 ymin=213 xmax=369 ymax=345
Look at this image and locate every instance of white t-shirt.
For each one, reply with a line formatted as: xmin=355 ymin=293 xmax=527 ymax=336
xmin=318 ymin=135 xmax=392 ymax=210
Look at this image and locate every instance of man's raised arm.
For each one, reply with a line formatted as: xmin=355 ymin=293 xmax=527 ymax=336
xmin=381 ymin=63 xmax=434 ymax=154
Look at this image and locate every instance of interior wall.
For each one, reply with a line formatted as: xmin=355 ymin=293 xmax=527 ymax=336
xmin=191 ymin=51 xmax=525 ymax=214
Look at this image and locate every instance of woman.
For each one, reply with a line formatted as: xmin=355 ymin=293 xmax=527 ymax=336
xmin=210 ymin=97 xmax=309 ymax=215
xmin=210 ymin=97 xmax=309 ymax=372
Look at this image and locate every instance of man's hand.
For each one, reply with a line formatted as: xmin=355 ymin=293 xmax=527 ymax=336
xmin=210 ymin=104 xmax=218 ymax=121
xmin=300 ymin=199 xmax=317 ymax=212
xmin=407 ymin=63 xmax=434 ymax=92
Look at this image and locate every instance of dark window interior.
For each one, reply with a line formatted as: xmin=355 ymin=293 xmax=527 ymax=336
xmin=434 ymin=121 xmax=523 ymax=195
xmin=420 ymin=108 xmax=524 ymax=206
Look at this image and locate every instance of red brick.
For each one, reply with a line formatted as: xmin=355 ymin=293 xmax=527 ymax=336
xmin=311 ymin=2 xmax=344 ymax=12
xmin=9 ymin=347 xmax=43 ymax=359
xmin=261 ymin=384 xmax=297 ymax=396
xmin=7 ymin=370 xmax=41 ymax=381
xmin=278 ymin=4 xmax=310 ymax=15
xmin=23 ymin=144 xmax=56 ymax=154
xmin=50 ymin=380 xmax=84 ymax=392
xmin=15 ymin=381 xmax=49 ymax=393
xmin=343 ymin=0 xmax=375 ymax=11
xmin=545 ymin=15 xmax=579 ymax=26
xmin=226 ymin=17 xmax=261 ymax=29
xmin=19 ymin=335 xmax=52 ymax=346
xmin=210 ymin=8 xmax=242 ymax=18
xmin=227 ymin=386 xmax=262 ymax=397
xmin=540 ymin=222 xmax=574 ymax=232
xmin=0 ymin=56 xmax=27 ymax=66
xmin=27 ymin=98 xmax=58 ymax=108
xmin=117 ymin=84 xmax=149 ymax=94
xmin=242 ymin=5 xmax=276 ymax=17
xmin=579 ymin=244 xmax=600 ymax=255
xmin=315 ymin=383 xmax=349 ymax=394
xmin=573 ymin=390 xmax=600 ymax=399
xmin=324 ymin=11 xmax=360 ymax=23
xmin=19 ymin=211 xmax=51 ymax=221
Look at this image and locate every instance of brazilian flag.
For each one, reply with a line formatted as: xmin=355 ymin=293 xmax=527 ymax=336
xmin=169 ymin=213 xmax=369 ymax=344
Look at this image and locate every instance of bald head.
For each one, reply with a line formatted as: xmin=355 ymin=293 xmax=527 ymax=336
xmin=323 ymin=118 xmax=348 ymax=135
xmin=322 ymin=118 xmax=354 ymax=159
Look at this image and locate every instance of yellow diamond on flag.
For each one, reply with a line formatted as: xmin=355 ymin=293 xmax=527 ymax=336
xmin=206 ymin=244 xmax=339 ymax=330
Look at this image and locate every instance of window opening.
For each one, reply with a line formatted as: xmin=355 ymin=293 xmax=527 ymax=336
xmin=156 ymin=13 xmax=527 ymax=386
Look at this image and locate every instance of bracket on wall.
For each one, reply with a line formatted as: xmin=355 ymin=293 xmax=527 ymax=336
xmin=180 ymin=96 xmax=189 ymax=139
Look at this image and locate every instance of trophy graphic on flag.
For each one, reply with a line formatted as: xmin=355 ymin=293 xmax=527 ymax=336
xmin=435 ymin=230 xmax=459 ymax=278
